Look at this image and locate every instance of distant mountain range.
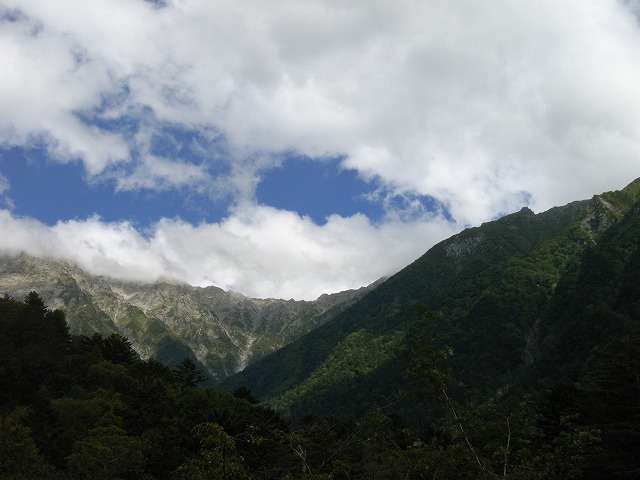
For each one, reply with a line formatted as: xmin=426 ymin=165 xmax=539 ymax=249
xmin=0 ymin=254 xmax=378 ymax=382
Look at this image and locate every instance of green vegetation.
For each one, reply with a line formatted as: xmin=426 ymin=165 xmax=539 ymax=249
xmin=0 ymin=293 xmax=294 ymax=478
xmin=0 ymin=291 xmax=618 ymax=479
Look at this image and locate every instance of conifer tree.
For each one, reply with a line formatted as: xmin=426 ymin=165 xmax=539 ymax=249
xmin=173 ymin=357 xmax=207 ymax=388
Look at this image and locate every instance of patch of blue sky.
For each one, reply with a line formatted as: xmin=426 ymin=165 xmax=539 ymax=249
xmin=257 ymin=155 xmax=380 ymax=224
xmin=257 ymin=154 xmax=455 ymax=225
xmin=73 ymin=102 xmax=229 ymax=190
xmin=76 ymin=99 xmax=226 ymax=168
xmin=2 ymin=83 xmax=245 ymax=226
xmin=145 ymin=124 xmax=226 ymax=168
xmin=0 ymin=145 xmax=228 ymax=227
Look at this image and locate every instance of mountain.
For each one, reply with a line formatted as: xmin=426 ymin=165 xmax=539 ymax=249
xmin=0 ymin=255 xmax=377 ymax=382
xmin=223 ymin=178 xmax=640 ymax=420
xmin=2 ymin=178 xmax=639 ymax=403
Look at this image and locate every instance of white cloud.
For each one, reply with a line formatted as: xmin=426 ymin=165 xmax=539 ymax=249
xmin=0 ymin=173 xmax=14 ymax=209
xmin=1 ymin=0 xmax=639 ymax=297
xmin=0 ymin=6 xmax=130 ymax=172
xmin=0 ymin=174 xmax=9 ymax=196
xmin=3 ymin=0 xmax=638 ymax=213
xmin=0 ymin=207 xmax=456 ymax=300
xmin=112 ymin=155 xmax=208 ymax=192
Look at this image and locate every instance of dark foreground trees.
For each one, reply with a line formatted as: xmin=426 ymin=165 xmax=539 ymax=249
xmin=0 ymin=293 xmax=632 ymax=479
xmin=0 ymin=293 xmax=293 ymax=479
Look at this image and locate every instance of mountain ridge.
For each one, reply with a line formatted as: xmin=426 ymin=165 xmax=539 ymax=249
xmin=2 ymin=177 xmax=638 ymax=394
xmin=0 ymin=253 xmax=378 ymax=382
xmin=222 ymin=178 xmax=640 ymax=419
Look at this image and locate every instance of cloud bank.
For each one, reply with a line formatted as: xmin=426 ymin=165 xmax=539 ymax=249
xmin=0 ymin=208 xmax=455 ymax=299
xmin=1 ymin=0 xmax=639 ymax=298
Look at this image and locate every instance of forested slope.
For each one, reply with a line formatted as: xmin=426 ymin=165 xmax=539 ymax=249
xmin=222 ymin=178 xmax=640 ymax=478
xmin=225 ymin=179 xmax=640 ymax=406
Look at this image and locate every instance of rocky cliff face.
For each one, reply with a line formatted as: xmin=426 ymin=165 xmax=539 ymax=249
xmin=0 ymin=254 xmax=376 ymax=382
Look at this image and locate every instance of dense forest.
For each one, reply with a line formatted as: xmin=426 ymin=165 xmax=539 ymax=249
xmin=1 ymin=291 xmax=639 ymax=479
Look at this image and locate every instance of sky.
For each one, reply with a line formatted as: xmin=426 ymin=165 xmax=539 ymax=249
xmin=0 ymin=0 xmax=639 ymax=300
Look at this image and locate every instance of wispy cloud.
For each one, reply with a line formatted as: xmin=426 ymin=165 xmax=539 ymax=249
xmin=0 ymin=173 xmax=14 ymax=209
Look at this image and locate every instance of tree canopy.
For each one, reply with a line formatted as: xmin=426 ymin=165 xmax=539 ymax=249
xmin=0 ymin=292 xmax=627 ymax=479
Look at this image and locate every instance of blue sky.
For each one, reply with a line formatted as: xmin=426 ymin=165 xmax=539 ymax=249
xmin=257 ymin=156 xmax=383 ymax=224
xmin=2 ymin=146 xmax=388 ymax=226
xmin=0 ymin=0 xmax=639 ymax=299
xmin=3 ymin=147 xmax=196 ymax=226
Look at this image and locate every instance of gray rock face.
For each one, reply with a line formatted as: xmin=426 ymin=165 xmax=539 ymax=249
xmin=0 ymin=254 xmax=375 ymax=383
xmin=444 ymin=233 xmax=487 ymax=261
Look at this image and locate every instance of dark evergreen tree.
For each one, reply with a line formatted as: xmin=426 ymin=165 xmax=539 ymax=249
xmin=173 ymin=357 xmax=207 ymax=388
xmin=232 ymin=386 xmax=259 ymax=404
xmin=99 ymin=333 xmax=139 ymax=366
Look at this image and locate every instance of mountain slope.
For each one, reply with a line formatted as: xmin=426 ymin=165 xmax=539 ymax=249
xmin=0 ymin=255 xmax=376 ymax=382
xmin=223 ymin=178 xmax=640 ymax=419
